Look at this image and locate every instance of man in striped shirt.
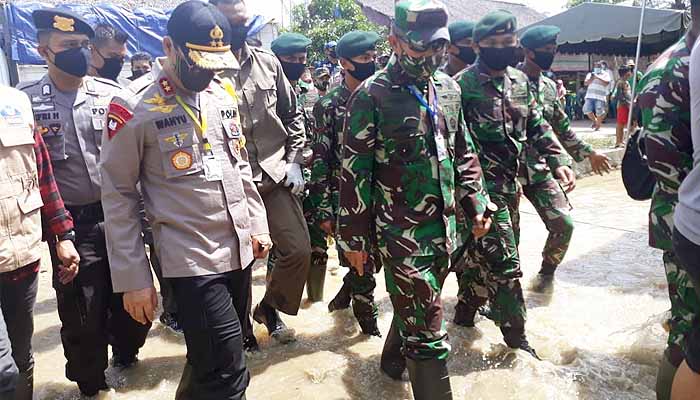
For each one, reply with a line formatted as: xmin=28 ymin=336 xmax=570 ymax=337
xmin=584 ymin=60 xmax=613 ymax=131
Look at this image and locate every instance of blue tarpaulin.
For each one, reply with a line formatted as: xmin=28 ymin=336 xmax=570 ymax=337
xmin=6 ymin=2 xmax=268 ymax=65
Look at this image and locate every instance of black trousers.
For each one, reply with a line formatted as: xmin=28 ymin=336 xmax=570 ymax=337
xmin=50 ymin=219 xmax=151 ymax=385
xmin=149 ymin=247 xmax=178 ymax=315
xmin=0 ymin=268 xmax=37 ymax=394
xmin=169 ymin=269 xmax=251 ymax=400
xmin=672 ymin=227 xmax=700 ymax=374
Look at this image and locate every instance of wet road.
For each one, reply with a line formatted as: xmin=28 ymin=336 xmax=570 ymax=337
xmin=32 ymin=171 xmax=669 ymax=399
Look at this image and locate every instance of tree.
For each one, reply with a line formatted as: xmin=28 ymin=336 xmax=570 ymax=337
xmin=289 ymin=0 xmax=389 ymax=64
xmin=567 ymin=0 xmax=688 ymax=9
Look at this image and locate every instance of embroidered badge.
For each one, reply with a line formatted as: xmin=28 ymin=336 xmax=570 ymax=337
xmin=106 ymin=102 xmax=133 ymax=140
xmin=171 ymin=150 xmax=193 ymax=170
xmin=159 ymin=78 xmax=175 ymax=96
xmin=144 ymin=93 xmax=178 ymax=114
xmin=163 ymin=132 xmax=188 ymax=148
xmin=53 ymin=16 xmax=75 ymax=32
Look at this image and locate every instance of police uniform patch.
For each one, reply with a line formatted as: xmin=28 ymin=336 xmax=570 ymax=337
xmin=164 ymin=132 xmax=188 ymax=148
xmin=49 ymin=123 xmax=62 ymax=135
xmin=171 ymin=150 xmax=193 ymax=170
xmin=32 ymin=103 xmax=55 ymax=112
xmin=145 ymin=93 xmax=178 ymax=113
xmin=36 ymin=125 xmax=49 ymax=136
xmin=159 ymin=78 xmax=175 ymax=96
xmin=41 ymin=85 xmax=52 ymax=97
xmin=107 ymin=102 xmax=133 ymax=140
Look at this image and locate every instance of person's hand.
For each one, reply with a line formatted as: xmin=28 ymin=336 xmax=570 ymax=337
xmin=588 ymin=151 xmax=611 ymax=175
xmin=284 ymin=163 xmax=305 ymax=195
xmin=252 ymin=234 xmax=273 ymax=259
xmin=319 ymin=220 xmax=334 ymax=235
xmin=555 ymin=166 xmax=577 ymax=193
xmin=55 ymin=240 xmax=80 ymax=284
xmin=345 ymin=251 xmax=368 ymax=277
xmin=123 ymin=287 xmax=158 ymax=325
xmin=472 ymin=214 xmax=492 ymax=239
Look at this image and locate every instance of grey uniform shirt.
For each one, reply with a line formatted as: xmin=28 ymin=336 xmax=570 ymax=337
xmin=18 ymin=75 xmax=122 ymax=206
xmin=100 ymin=72 xmax=269 ymax=293
xmin=220 ymin=45 xmax=306 ymax=183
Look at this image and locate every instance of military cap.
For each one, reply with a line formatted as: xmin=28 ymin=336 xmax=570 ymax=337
xmin=393 ymin=0 xmax=450 ymax=49
xmin=520 ymin=25 xmax=560 ymax=49
xmin=168 ymin=1 xmax=238 ymax=71
xmin=473 ymin=10 xmax=517 ymax=43
xmin=32 ymin=9 xmax=94 ymax=38
xmin=271 ymin=33 xmax=312 ymax=56
xmin=336 ymin=31 xmax=380 ymax=60
xmin=313 ymin=66 xmax=330 ymax=78
xmin=448 ymin=21 xmax=475 ymax=44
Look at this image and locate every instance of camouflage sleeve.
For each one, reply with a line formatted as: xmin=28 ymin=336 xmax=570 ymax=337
xmin=336 ymin=88 xmax=376 ymax=253
xmin=550 ymin=99 xmax=594 ymax=162
xmin=454 ymin=99 xmax=489 ymax=218
xmin=308 ymin=98 xmax=336 ymax=222
xmin=642 ymin=69 xmax=693 ymax=200
xmin=274 ymin=58 xmax=306 ymax=165
xmin=526 ymin=89 xmax=572 ymax=170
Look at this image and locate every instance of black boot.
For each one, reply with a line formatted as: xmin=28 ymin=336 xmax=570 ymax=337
xmin=380 ymin=321 xmax=406 ymax=380
xmin=306 ymin=255 xmax=327 ymax=303
xmin=453 ymin=301 xmax=478 ymax=327
xmin=13 ymin=368 xmax=33 ymax=400
xmin=112 ymin=348 xmax=139 ymax=370
xmin=352 ymin=294 xmax=381 ymax=337
xmin=253 ymin=302 xmax=296 ymax=344
xmin=501 ymin=326 xmax=540 ymax=360
xmin=243 ymin=334 xmax=260 ymax=353
xmin=78 ymin=377 xmax=109 ymax=397
xmin=406 ymin=358 xmax=453 ymax=400
xmin=328 ymin=281 xmax=352 ymax=312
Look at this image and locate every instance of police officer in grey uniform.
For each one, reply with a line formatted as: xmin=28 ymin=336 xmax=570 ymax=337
xmin=100 ymin=2 xmax=271 ymax=398
xmin=17 ymin=9 xmax=151 ymax=397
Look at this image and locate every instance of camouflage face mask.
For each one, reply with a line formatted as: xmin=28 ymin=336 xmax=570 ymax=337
xmin=398 ymin=48 xmax=445 ymax=80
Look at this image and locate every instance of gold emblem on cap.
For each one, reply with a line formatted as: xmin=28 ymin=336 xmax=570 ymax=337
xmin=210 ymin=25 xmax=225 ymax=48
xmin=53 ymin=15 xmax=75 ymax=32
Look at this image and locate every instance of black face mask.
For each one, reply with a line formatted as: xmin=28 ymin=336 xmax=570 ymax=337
xmin=230 ymin=25 xmax=249 ymax=51
xmin=131 ymin=69 xmax=148 ymax=79
xmin=329 ymin=49 xmax=337 ymax=60
xmin=280 ymin=61 xmax=305 ymax=82
xmin=347 ymin=60 xmax=375 ymax=81
xmin=478 ymin=46 xmax=516 ymax=71
xmin=95 ymin=50 xmax=124 ymax=81
xmin=175 ymin=49 xmax=215 ymax=92
xmin=49 ymin=47 xmax=91 ymax=78
xmin=456 ymin=45 xmax=477 ymax=65
xmin=532 ymin=50 xmax=556 ymax=70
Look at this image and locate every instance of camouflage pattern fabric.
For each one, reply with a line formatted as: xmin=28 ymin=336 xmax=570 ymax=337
xmin=637 ymin=35 xmax=698 ymax=353
xmin=337 ymin=55 xmax=489 ymax=360
xmin=339 ymin=251 xmax=379 ymax=325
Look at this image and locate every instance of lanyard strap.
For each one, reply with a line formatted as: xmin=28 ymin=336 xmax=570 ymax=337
xmin=175 ymin=94 xmax=212 ymax=153
xmin=406 ymin=82 xmax=440 ymax=130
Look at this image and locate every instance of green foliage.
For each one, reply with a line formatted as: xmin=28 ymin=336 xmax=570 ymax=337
xmin=288 ymin=0 xmax=390 ymax=64
xmin=567 ymin=0 xmax=687 ymax=9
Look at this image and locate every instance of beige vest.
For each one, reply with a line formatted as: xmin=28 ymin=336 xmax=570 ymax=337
xmin=0 ymin=114 xmax=43 ymax=273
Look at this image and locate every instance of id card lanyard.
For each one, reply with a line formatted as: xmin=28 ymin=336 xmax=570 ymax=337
xmin=406 ymin=81 xmax=448 ymax=161
xmin=175 ymin=94 xmax=213 ymax=155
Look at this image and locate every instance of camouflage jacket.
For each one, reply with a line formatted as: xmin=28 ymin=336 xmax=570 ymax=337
xmin=293 ymin=82 xmax=315 ymax=169
xmin=455 ymin=60 xmax=571 ymax=195
xmin=639 ymin=35 xmax=694 ymax=251
xmin=337 ymin=56 xmax=489 ymax=259
xmin=519 ymin=69 xmax=592 ymax=185
xmin=307 ymin=82 xmax=352 ymax=222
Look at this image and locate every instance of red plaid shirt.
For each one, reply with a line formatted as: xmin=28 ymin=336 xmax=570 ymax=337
xmin=3 ymin=131 xmax=74 ymax=282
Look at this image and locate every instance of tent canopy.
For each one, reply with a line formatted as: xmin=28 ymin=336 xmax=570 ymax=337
xmin=522 ymin=2 xmax=688 ymax=56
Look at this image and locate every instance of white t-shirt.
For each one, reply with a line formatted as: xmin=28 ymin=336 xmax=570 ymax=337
xmin=585 ymin=70 xmax=612 ymax=101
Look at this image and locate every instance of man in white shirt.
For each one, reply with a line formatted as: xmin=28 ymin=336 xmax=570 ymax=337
xmin=583 ymin=60 xmax=612 ymax=131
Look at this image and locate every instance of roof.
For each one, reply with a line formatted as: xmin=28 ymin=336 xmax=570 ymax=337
xmin=524 ymin=2 xmax=688 ymax=56
xmin=355 ymin=0 xmax=546 ymax=30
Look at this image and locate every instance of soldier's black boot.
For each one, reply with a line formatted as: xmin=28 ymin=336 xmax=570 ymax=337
xmin=253 ymin=302 xmax=296 ymax=344
xmin=243 ymin=334 xmax=260 ymax=353
xmin=502 ymin=326 xmax=540 ymax=360
xmin=453 ymin=301 xmax=478 ymax=327
xmin=328 ymin=281 xmax=352 ymax=312
xmin=353 ymin=300 xmax=381 ymax=337
xmin=306 ymin=254 xmax=327 ymax=302
xmin=406 ymin=358 xmax=453 ymax=400
xmin=380 ymin=321 xmax=406 ymax=380
xmin=13 ymin=368 xmax=33 ymax=400
xmin=532 ymin=263 xmax=557 ymax=293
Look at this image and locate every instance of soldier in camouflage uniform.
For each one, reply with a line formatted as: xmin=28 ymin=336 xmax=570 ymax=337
xmin=337 ymin=2 xmax=491 ymax=398
xmin=638 ymin=3 xmax=700 ymax=397
xmin=516 ymin=26 xmax=611 ymax=289
xmin=453 ymin=10 xmax=573 ymax=356
xmin=309 ymin=30 xmax=382 ymax=336
xmin=443 ymin=21 xmax=476 ymax=77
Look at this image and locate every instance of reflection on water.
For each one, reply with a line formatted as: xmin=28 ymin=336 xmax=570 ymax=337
xmin=32 ymin=172 xmax=668 ymax=399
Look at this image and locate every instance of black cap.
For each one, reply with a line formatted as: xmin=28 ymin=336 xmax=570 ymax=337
xmin=168 ymin=1 xmax=239 ymax=70
xmin=32 ymin=9 xmax=94 ymax=38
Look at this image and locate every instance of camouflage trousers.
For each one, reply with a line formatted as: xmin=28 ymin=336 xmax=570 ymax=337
xmin=383 ymin=255 xmax=450 ymax=360
xmin=663 ymin=251 xmax=700 ymax=351
xmin=520 ymin=178 xmax=574 ymax=269
xmin=457 ymin=192 xmax=527 ymax=330
xmin=308 ymin=220 xmax=329 ymax=274
xmin=338 ymin=250 xmax=378 ymax=323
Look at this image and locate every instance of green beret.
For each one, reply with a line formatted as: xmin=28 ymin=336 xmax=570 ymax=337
xmin=393 ymin=0 xmax=449 ymax=49
xmin=271 ymin=33 xmax=311 ymax=56
xmin=448 ymin=21 xmax=475 ymax=44
xmin=473 ymin=10 xmax=517 ymax=43
xmin=520 ymin=25 xmax=560 ymax=49
xmin=337 ymin=30 xmax=380 ymax=60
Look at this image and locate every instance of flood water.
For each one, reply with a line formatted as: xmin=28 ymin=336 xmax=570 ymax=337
xmin=32 ymin=171 xmax=669 ymax=399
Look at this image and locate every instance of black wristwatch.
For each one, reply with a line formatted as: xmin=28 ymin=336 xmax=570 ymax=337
xmin=57 ymin=230 xmax=76 ymax=243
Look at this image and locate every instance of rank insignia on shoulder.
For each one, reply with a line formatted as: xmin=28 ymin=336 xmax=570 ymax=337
xmin=144 ymin=93 xmax=178 ymax=114
xmin=107 ymin=102 xmax=133 ymax=140
xmin=159 ymin=78 xmax=175 ymax=96
xmin=171 ymin=150 xmax=193 ymax=170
